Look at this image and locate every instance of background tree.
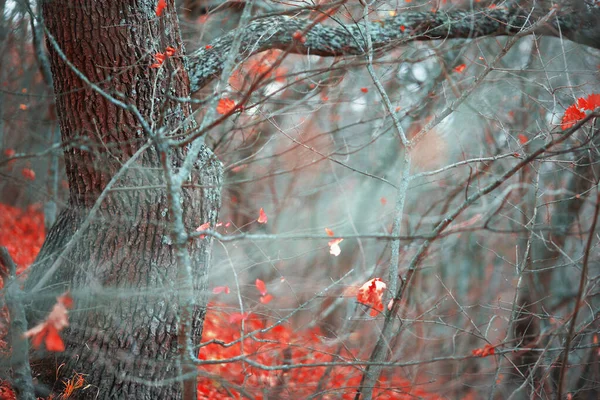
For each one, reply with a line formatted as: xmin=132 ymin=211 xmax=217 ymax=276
xmin=0 ymin=0 xmax=599 ymax=399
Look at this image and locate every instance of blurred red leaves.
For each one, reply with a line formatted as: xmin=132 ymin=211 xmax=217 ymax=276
xmin=217 ymin=98 xmax=236 ymax=115
xmin=0 ymin=204 xmax=45 ymax=271
xmin=472 ymin=344 xmax=495 ymax=357
xmin=453 ymin=64 xmax=466 ymax=73
xmin=212 ymin=286 xmax=230 ymax=295
xmin=21 ymin=168 xmax=35 ymax=181
xmin=255 ymin=279 xmax=267 ymax=296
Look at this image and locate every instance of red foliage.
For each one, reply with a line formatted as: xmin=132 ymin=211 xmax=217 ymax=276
xmin=0 ymin=203 xmax=45 ymax=274
xmin=198 ymin=304 xmax=441 ymax=399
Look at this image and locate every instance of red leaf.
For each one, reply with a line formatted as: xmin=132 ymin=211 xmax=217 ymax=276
xmin=454 ymin=64 xmax=466 ymax=73
xmin=325 ymin=228 xmax=334 ymax=237
xmin=216 ymin=98 xmax=236 ymax=115
xmin=196 ymin=222 xmax=210 ymax=239
xmin=255 ymin=278 xmax=267 ymax=296
xmin=257 ymin=208 xmax=268 ymax=224
xmin=260 ymin=294 xmax=273 ymax=304
xmin=561 ymin=103 xmax=586 ymax=130
xmin=156 ymin=0 xmax=167 ymax=16
xmin=4 ymin=148 xmax=15 ymax=158
xmin=44 ymin=325 xmax=65 ymax=352
xmin=292 ymin=31 xmax=306 ymax=43
xmin=472 ymin=344 xmax=495 ymax=357
xmin=164 ymin=46 xmax=177 ymax=57
xmin=380 ymin=197 xmax=387 ymax=206
xmin=21 ymin=168 xmax=35 ymax=181
xmin=212 ymin=286 xmax=230 ymax=295
xmin=518 ymin=134 xmax=528 ymax=145
xmin=360 ymin=87 xmax=368 ymax=93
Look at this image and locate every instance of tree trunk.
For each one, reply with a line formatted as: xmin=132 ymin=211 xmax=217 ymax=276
xmin=24 ymin=1 xmax=222 ymax=398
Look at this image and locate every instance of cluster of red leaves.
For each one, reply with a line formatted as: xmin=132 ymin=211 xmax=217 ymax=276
xmin=561 ymin=93 xmax=600 ymax=130
xmin=0 ymin=203 xmax=45 ymax=274
xmin=471 ymin=344 xmax=495 ymax=357
xmin=198 ymin=303 xmax=441 ymax=399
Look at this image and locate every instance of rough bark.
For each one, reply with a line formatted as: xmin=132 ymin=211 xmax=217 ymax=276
xmin=187 ymin=4 xmax=600 ymax=92
xmin=23 ymin=1 xmax=222 ymax=398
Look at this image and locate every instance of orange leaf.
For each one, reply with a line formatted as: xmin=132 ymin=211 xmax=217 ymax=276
xmin=216 ymin=98 xmax=236 ymax=115
xmin=325 ymin=228 xmax=334 ymax=237
xmin=260 ymin=294 xmax=273 ymax=304
xmin=255 ymin=278 xmax=268 ymax=295
xmin=257 ymin=208 xmax=268 ymax=224
xmin=156 ymin=0 xmax=166 ymax=16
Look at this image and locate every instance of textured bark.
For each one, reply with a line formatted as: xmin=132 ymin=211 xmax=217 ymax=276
xmin=24 ymin=1 xmax=222 ymax=398
xmin=187 ymin=5 xmax=600 ymax=92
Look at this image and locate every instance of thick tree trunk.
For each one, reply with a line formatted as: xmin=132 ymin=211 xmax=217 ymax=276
xmin=24 ymin=1 xmax=222 ymax=398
